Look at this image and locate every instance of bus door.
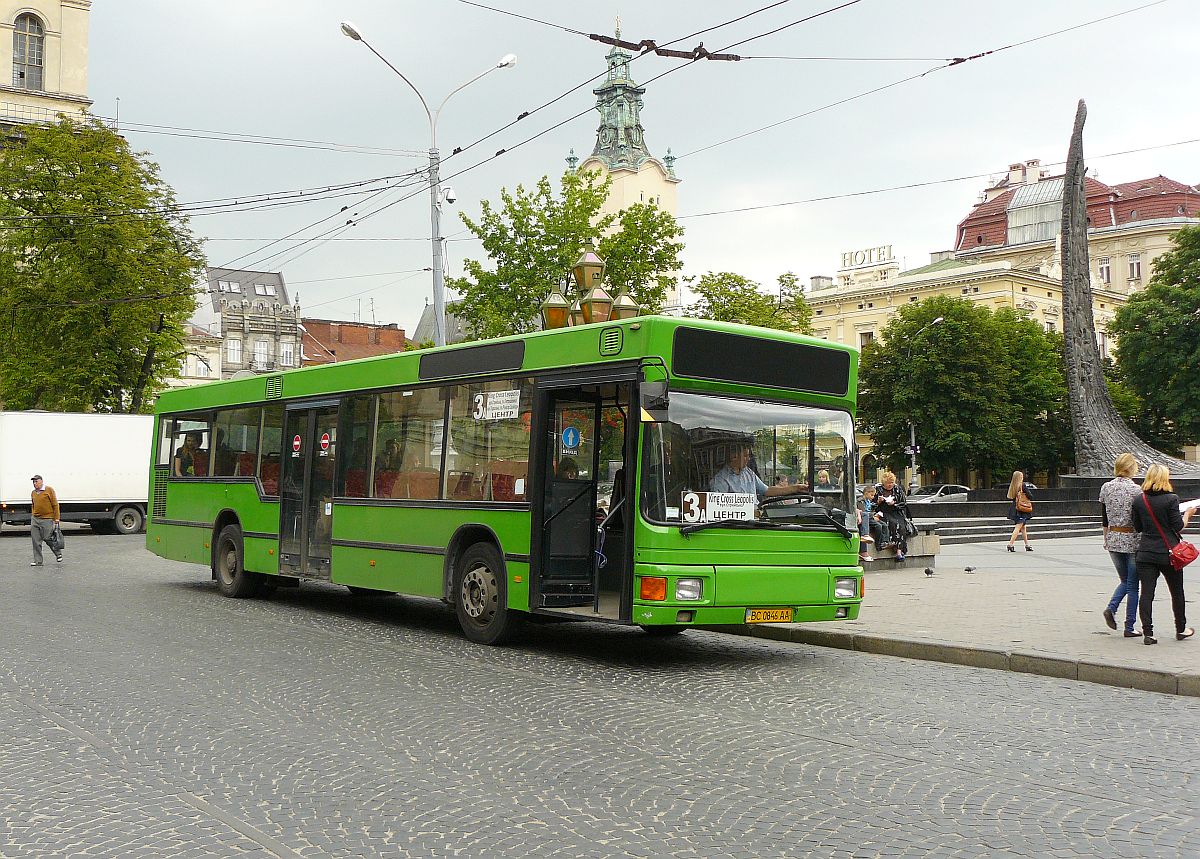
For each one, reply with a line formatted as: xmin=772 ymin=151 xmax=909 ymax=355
xmin=279 ymin=402 xmax=339 ymax=580
xmin=534 ymin=382 xmax=632 ymax=619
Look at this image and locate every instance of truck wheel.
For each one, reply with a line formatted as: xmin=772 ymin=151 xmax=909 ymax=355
xmin=213 ymin=524 xmax=261 ymax=598
xmin=453 ymin=543 xmax=518 ymax=645
xmin=111 ymin=506 xmax=144 ymax=535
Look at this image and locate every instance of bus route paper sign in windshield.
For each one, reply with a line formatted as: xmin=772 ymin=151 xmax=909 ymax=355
xmin=473 ymin=390 xmax=521 ymax=421
xmin=681 ymin=491 xmax=757 ymax=523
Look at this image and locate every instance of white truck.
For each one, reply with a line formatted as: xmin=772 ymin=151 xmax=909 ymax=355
xmin=0 ymin=411 xmax=152 ymax=534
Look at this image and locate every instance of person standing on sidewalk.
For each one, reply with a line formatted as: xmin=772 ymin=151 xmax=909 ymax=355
xmin=29 ymin=474 xmax=62 ymax=567
xmin=1100 ymin=453 xmax=1142 ymax=637
xmin=1004 ymin=470 xmax=1035 ymax=552
xmin=1129 ymin=464 xmax=1194 ymax=645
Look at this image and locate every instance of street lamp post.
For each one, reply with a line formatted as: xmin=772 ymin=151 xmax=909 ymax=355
xmin=904 ymin=315 xmax=944 ymax=492
xmin=340 ymin=21 xmax=515 ymax=347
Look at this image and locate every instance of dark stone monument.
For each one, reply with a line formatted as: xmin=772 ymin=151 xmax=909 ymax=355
xmin=1060 ymin=100 xmax=1200 ymax=478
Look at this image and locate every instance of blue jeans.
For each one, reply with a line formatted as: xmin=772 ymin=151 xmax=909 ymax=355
xmin=1105 ymin=551 xmax=1139 ymax=632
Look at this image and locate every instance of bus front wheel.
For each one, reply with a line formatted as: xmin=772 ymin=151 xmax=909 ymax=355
xmin=214 ymin=524 xmax=262 ymax=598
xmin=454 ymin=543 xmax=517 ymax=645
xmin=641 ymin=625 xmax=688 ymax=637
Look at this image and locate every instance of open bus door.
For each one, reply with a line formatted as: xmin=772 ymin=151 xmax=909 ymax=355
xmin=532 ymin=381 xmax=633 ymax=621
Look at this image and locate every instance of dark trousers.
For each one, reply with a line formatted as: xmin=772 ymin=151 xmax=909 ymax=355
xmin=1136 ymin=559 xmax=1187 ymax=636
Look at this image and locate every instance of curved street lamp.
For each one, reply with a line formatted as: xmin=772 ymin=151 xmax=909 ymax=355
xmin=340 ymin=21 xmax=516 ymax=346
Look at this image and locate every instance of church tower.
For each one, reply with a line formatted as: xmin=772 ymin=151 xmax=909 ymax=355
xmin=0 ymin=0 xmax=91 ymax=129
xmin=570 ymin=22 xmax=681 ymax=303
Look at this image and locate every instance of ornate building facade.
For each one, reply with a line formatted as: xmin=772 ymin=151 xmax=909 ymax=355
xmin=204 ymin=268 xmax=302 ymax=379
xmin=0 ymin=0 xmax=90 ymax=129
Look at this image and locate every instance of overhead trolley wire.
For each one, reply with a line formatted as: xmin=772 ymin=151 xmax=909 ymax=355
xmin=676 ymin=136 xmax=1200 ymax=220
xmin=677 ymin=0 xmax=1173 ymax=160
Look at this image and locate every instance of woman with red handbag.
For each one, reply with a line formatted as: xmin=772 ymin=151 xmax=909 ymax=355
xmin=1129 ymin=464 xmax=1195 ymax=645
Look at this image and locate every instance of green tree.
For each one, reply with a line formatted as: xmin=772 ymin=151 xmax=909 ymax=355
xmin=0 ymin=117 xmax=202 ymax=412
xmin=1108 ymin=224 xmax=1200 ymax=444
xmin=861 ymin=297 xmax=1075 ymax=482
xmin=683 ymin=271 xmax=813 ymax=333
xmin=1103 ymin=357 xmax=1188 ymax=455
xmin=449 ymin=170 xmax=684 ymax=340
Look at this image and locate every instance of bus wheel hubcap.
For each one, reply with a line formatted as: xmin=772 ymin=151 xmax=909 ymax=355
xmin=220 ymin=543 xmax=236 ymax=582
xmin=461 ymin=564 xmax=495 ymax=622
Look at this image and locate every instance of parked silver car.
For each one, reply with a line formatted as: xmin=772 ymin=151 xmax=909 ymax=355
xmin=906 ymin=483 xmax=970 ymax=503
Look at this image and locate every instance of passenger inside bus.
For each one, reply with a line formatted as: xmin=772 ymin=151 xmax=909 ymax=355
xmin=557 ymin=457 xmax=580 ymax=480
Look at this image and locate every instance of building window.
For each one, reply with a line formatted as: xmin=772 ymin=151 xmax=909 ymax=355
xmin=1098 ymin=331 xmax=1108 ymax=356
xmin=253 ymin=283 xmax=278 ymax=297
xmin=1123 ymin=253 xmax=1142 ymax=280
xmin=280 ymin=341 xmax=294 ymax=367
xmin=1097 ymin=257 xmax=1111 ymax=284
xmin=254 ymin=339 xmax=270 ymax=365
xmin=1021 ymin=287 xmax=1028 ymax=293
xmin=972 ymin=287 xmax=979 ymax=293
xmin=226 ymin=339 xmax=242 ymax=365
xmin=12 ymin=14 xmax=44 ymax=91
xmin=909 ymin=296 xmax=917 ymax=302
xmin=196 ymin=357 xmax=210 ymax=377
xmin=1045 ymin=321 xmax=1056 ymax=333
xmin=1129 ymin=209 xmax=1138 ymax=220
xmin=218 ymin=280 xmax=241 ymax=293
xmin=859 ymin=332 xmax=874 ymax=348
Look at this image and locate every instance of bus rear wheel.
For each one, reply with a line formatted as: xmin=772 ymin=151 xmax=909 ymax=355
xmin=454 ymin=543 xmax=517 ymax=645
xmin=213 ymin=524 xmax=263 ymax=598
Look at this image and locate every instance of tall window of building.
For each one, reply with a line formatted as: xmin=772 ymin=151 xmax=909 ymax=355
xmin=1128 ymin=253 xmax=1142 ymax=281
xmin=12 ymin=14 xmax=44 ymax=91
xmin=1045 ymin=321 xmax=1057 ymax=334
xmin=859 ymin=332 xmax=874 ymax=348
xmin=280 ymin=341 xmax=294 ymax=367
xmin=254 ymin=339 xmax=270 ymax=365
xmin=226 ymin=339 xmax=242 ymax=365
xmin=1098 ymin=331 xmax=1109 ymax=357
xmin=196 ymin=357 xmax=210 ymax=377
xmin=1097 ymin=257 xmax=1111 ymax=284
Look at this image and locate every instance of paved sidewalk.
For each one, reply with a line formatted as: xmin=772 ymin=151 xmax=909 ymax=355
xmin=740 ymin=536 xmax=1200 ymax=696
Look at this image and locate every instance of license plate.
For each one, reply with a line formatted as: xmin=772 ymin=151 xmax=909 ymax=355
xmin=746 ymin=608 xmax=794 ymax=623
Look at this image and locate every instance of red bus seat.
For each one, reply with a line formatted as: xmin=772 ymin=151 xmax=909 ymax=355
xmin=260 ymin=461 xmax=280 ymax=495
xmin=374 ymin=469 xmax=400 ymax=497
xmin=191 ymin=450 xmax=209 ymax=476
xmin=344 ymin=467 xmax=368 ymax=498
xmin=236 ymin=452 xmax=256 ymax=476
xmin=406 ymin=471 xmax=439 ymax=500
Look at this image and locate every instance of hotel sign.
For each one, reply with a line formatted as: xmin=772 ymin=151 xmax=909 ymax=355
xmin=840 ymin=244 xmax=895 ymax=270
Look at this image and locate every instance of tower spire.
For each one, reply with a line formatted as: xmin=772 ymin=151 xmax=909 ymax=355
xmin=589 ymin=27 xmax=651 ymax=170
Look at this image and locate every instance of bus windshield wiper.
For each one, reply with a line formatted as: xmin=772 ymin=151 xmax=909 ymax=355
xmin=680 ymin=519 xmax=786 ymax=537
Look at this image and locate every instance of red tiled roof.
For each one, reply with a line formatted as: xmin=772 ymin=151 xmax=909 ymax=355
xmin=1112 ymin=175 xmax=1198 ymax=199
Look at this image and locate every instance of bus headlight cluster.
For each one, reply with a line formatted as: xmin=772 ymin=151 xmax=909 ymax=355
xmin=675 ymin=578 xmax=703 ymax=601
xmin=835 ymin=577 xmax=858 ymax=599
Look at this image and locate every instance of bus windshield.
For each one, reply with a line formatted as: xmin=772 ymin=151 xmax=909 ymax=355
xmin=641 ymin=391 xmax=855 ymax=528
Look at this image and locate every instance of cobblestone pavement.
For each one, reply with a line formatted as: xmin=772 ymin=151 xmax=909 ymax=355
xmin=1 ymin=530 xmax=1198 ymax=858
xmin=831 ymin=538 xmax=1200 ymax=675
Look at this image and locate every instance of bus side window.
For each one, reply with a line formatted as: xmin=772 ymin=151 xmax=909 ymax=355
xmin=259 ymin=403 xmax=284 ymax=493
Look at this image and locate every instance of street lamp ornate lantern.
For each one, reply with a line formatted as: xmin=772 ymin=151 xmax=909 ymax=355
xmin=539 ymin=286 xmax=571 ymax=330
xmin=579 ymin=283 xmax=613 ymax=325
xmin=567 ymin=297 xmax=585 ymax=327
xmin=609 ymin=289 xmax=642 ymax=321
xmin=571 ymin=249 xmax=605 ymax=293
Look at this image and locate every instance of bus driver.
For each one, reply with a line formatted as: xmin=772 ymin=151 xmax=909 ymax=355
xmin=709 ymin=444 xmax=790 ymax=501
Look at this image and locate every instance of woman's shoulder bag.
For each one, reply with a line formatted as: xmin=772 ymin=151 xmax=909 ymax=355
xmin=1142 ymin=493 xmax=1198 ymax=571
xmin=1015 ymin=487 xmax=1033 ymax=514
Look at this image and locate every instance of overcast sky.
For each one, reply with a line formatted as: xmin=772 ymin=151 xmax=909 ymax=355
xmin=91 ymin=0 xmax=1199 ymax=332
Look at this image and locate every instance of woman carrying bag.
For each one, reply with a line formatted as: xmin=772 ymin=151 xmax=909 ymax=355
xmin=1005 ymin=470 xmax=1036 ymax=552
xmin=1129 ymin=464 xmax=1195 ymax=645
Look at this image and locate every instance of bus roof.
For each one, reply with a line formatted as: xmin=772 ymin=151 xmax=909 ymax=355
xmin=155 ymin=316 xmax=858 ymax=414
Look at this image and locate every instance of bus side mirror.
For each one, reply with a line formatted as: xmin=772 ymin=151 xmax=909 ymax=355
xmin=640 ymin=381 xmax=669 ymax=423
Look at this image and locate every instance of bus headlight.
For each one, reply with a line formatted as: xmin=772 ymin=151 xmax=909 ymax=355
xmin=835 ymin=577 xmax=858 ymax=599
xmin=675 ymin=578 xmax=703 ymax=601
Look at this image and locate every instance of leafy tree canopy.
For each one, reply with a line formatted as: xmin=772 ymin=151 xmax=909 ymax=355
xmin=0 ymin=117 xmax=202 ymax=412
xmin=449 ymin=170 xmax=684 ymax=340
xmin=1109 ymin=224 xmax=1200 ymax=444
xmin=683 ymin=271 xmax=813 ymax=333
xmin=859 ymin=296 xmax=1071 ymax=479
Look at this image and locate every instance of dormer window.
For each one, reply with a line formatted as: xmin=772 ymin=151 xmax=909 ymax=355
xmin=253 ymin=283 xmax=278 ymax=297
xmin=12 ymin=14 xmax=44 ymax=91
xmin=218 ymin=280 xmax=241 ymax=294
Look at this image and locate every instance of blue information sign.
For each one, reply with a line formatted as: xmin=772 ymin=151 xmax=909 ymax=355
xmin=561 ymin=426 xmax=580 ymax=452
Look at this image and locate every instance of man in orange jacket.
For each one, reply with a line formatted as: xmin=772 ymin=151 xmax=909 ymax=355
xmin=30 ymin=474 xmax=62 ymax=566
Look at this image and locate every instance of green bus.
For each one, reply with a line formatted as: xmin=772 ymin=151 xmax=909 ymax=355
xmin=146 ymin=316 xmax=863 ymax=643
